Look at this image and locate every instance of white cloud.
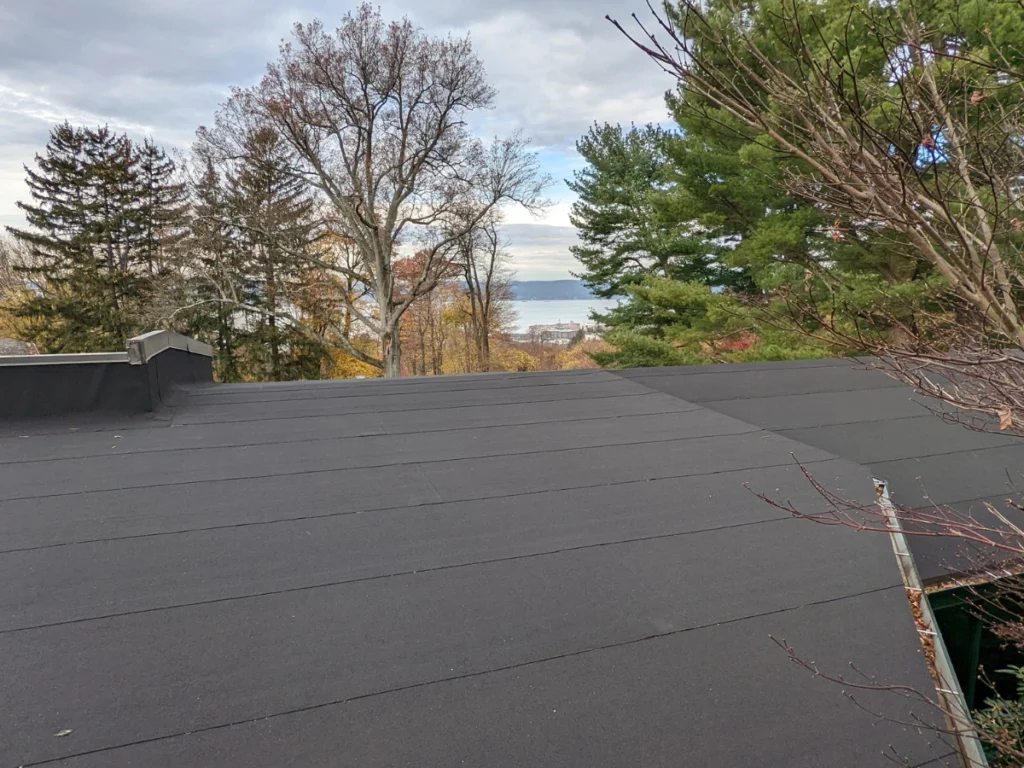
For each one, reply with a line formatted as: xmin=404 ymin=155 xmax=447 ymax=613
xmin=502 ymin=223 xmax=581 ymax=280
xmin=0 ymin=0 xmax=672 ymax=277
xmin=449 ymin=9 xmax=670 ymax=151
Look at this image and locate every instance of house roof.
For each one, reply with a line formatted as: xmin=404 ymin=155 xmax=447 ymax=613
xmin=4 ymin=360 xmax=1015 ymax=766
xmin=619 ymin=359 xmax=1023 ymax=582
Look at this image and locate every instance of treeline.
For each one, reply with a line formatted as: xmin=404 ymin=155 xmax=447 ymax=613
xmin=569 ymin=0 xmax=1024 ymax=368
xmin=569 ymin=115 xmax=932 ymax=367
xmin=0 ymin=4 xmax=549 ymax=380
xmin=0 ymin=123 xmax=355 ymax=381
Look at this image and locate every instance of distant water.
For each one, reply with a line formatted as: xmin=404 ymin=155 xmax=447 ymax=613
xmin=511 ymin=299 xmax=619 ymax=333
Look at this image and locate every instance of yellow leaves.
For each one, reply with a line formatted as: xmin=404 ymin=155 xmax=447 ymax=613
xmin=492 ymin=347 xmax=540 ymax=372
xmin=324 ymin=336 xmax=380 ymax=379
xmin=553 ymin=341 xmax=606 ymax=371
xmin=0 ymin=289 xmax=35 ymax=344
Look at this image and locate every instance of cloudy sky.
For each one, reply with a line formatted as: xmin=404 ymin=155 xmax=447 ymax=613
xmin=0 ymin=1 xmax=672 ymax=280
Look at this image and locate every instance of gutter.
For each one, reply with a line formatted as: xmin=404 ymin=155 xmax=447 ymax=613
xmin=874 ymin=478 xmax=989 ymax=768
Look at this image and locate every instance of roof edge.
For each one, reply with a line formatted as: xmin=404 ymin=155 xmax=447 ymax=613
xmin=875 ymin=478 xmax=988 ymax=768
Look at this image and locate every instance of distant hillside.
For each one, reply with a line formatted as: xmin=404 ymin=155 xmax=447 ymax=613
xmin=509 ymin=280 xmax=595 ymax=301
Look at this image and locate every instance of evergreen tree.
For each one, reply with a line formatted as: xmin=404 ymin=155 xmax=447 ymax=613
xmin=574 ymin=0 xmax=943 ymax=368
xmin=173 ymin=158 xmax=246 ymax=381
xmin=134 ymin=139 xmax=188 ymax=276
xmin=660 ymin=16 xmax=924 ymax=292
xmin=568 ymin=123 xmax=730 ymax=299
xmin=6 ymin=123 xmax=186 ymax=352
xmin=592 ymin=277 xmax=833 ymax=369
xmin=170 ymin=128 xmax=326 ymax=383
xmin=226 ymin=127 xmax=321 ymax=381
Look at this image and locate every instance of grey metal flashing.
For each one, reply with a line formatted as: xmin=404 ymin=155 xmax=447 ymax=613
xmin=126 ymin=330 xmax=214 ymax=365
xmin=875 ymin=478 xmax=988 ymax=768
xmin=0 ymin=351 xmax=129 ymax=366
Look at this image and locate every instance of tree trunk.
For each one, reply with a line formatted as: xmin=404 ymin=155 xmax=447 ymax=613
xmin=267 ymin=255 xmax=280 ymax=380
xmin=478 ymin=315 xmax=491 ymax=372
xmin=382 ymin=326 xmax=402 ymax=378
xmin=270 ymin=313 xmax=280 ymax=380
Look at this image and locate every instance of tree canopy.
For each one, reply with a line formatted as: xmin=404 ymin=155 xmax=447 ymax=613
xmin=6 ymin=123 xmax=186 ymax=352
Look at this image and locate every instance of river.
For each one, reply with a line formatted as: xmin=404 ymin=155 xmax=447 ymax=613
xmin=510 ymin=299 xmax=619 ymax=333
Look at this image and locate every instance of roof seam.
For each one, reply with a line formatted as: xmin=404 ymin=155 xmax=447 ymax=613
xmin=0 ymin=407 xmax=704 ymax=466
xmin=0 ymin=457 xmax=859 ymax=554
xmin=669 ymin=382 xmax=906 ymax=404
xmin=163 ymin=390 xmax=673 ymax=430
xmin=0 ymin=391 xmax=673 ymax=438
xmin=0 ymin=514 xmax=804 ymax=632
xmin=183 ymin=374 xmax=627 ymax=406
xmin=2 ymin=426 xmax=820 ymax=503
xmin=613 ymin=359 xmax=856 ymax=378
xmin=15 ymin=583 xmax=905 ymax=768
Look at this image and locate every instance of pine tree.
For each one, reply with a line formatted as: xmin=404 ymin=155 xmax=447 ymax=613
xmin=568 ymin=123 xmax=729 ymax=299
xmin=226 ymin=127 xmax=320 ymax=381
xmin=174 ymin=158 xmax=246 ymax=381
xmin=7 ymin=123 xmax=186 ymax=352
xmin=134 ymin=139 xmax=188 ymax=276
xmin=569 ymin=122 xmax=758 ymax=345
xmin=573 ymin=0 xmax=943 ymax=368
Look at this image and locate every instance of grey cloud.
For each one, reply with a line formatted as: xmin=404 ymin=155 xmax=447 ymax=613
xmin=0 ymin=0 xmax=668 ymax=149
xmin=0 ymin=0 xmax=668 ymax=276
xmin=502 ymin=223 xmax=581 ymax=279
xmin=0 ymin=0 xmax=283 ymax=82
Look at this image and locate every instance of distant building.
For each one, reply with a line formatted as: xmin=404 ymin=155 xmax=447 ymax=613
xmin=0 ymin=338 xmax=38 ymax=356
xmin=511 ymin=321 xmax=603 ymax=345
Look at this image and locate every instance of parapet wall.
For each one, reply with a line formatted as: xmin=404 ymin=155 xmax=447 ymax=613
xmin=0 ymin=331 xmax=213 ymax=419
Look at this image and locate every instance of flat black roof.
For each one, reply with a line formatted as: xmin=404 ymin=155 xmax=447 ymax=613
xmin=4 ymin=360 xmax=1007 ymax=766
xmin=619 ymin=360 xmax=1024 ymax=582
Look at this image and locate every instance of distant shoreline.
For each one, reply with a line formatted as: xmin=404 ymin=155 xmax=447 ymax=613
xmin=509 ymin=279 xmax=595 ymax=302
xmin=510 ymin=297 xmax=618 ymax=333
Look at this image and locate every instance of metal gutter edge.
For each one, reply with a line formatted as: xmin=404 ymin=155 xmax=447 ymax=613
xmin=126 ymin=330 xmax=214 ymax=365
xmin=0 ymin=352 xmax=129 ymax=366
xmin=875 ymin=478 xmax=989 ymax=768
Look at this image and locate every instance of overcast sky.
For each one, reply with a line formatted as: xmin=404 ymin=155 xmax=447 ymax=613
xmin=0 ymin=1 xmax=671 ymax=280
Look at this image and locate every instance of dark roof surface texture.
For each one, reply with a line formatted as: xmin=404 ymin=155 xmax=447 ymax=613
xmin=618 ymin=361 xmax=1024 ymax=581
xmin=3 ymin=361 xmax=1012 ymax=767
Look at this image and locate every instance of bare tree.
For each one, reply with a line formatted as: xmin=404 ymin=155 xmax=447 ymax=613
xmin=0 ymin=234 xmax=28 ymax=299
xmin=457 ymin=215 xmax=516 ymax=372
xmin=205 ymin=4 xmax=548 ymax=376
xmin=754 ymin=467 xmax=1024 ymax=765
xmin=0 ymin=233 xmax=38 ymax=341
